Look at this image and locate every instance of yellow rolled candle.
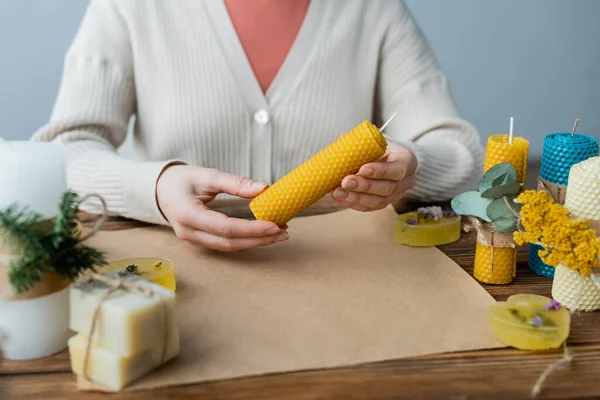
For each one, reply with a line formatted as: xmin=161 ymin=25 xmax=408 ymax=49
xmin=250 ymin=121 xmax=387 ymax=226
xmin=98 ymin=258 xmax=176 ymax=292
xmin=473 ymin=242 xmax=516 ymax=285
xmin=483 ymin=134 xmax=529 ymax=185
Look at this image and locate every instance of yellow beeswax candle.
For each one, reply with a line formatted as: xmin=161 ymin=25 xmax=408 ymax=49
xmin=98 ymin=258 xmax=176 ymax=292
xmin=489 ymin=294 xmax=570 ymax=350
xmin=484 ymin=134 xmax=529 ymax=185
xmin=473 ymin=232 xmax=516 ymax=285
xmin=250 ymin=121 xmax=387 ymax=226
xmin=394 ymin=209 xmax=461 ymax=247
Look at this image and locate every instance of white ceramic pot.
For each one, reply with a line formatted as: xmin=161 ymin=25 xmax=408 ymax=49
xmin=552 ymin=264 xmax=600 ymax=312
xmin=0 ymin=285 xmax=71 ymax=359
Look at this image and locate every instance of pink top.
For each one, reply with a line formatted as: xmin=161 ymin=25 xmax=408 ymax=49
xmin=225 ymin=0 xmax=311 ymax=94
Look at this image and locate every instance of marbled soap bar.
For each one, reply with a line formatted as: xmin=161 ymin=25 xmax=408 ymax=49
xmin=488 ymin=294 xmax=570 ymax=350
xmin=69 ymin=331 xmax=179 ymax=391
xmin=70 ymin=278 xmax=178 ymax=357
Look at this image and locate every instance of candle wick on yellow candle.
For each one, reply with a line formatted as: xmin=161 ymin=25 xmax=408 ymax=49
xmin=380 ymin=112 xmax=397 ymax=132
xmin=571 ymin=118 xmax=580 ymax=136
xmin=508 ymin=117 xmax=514 ymax=144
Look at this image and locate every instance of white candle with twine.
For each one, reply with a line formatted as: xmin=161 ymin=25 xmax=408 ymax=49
xmin=0 ymin=141 xmax=67 ymax=218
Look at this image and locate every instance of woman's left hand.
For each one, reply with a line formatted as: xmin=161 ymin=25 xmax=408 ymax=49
xmin=332 ymin=144 xmax=418 ymax=211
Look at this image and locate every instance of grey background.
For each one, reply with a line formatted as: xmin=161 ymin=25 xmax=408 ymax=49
xmin=1 ymin=0 xmax=599 ymax=159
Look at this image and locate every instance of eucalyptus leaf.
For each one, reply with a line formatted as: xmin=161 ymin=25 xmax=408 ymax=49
xmin=451 ymin=191 xmax=492 ymax=222
xmin=478 ymin=163 xmax=518 ymax=193
xmin=493 ymin=216 xmax=518 ymax=233
xmin=487 ymin=196 xmax=521 ymax=221
xmin=481 ymin=182 xmax=522 ymax=199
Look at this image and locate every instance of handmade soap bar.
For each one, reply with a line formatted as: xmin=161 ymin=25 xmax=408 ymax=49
xmin=250 ymin=121 xmax=387 ymax=226
xmin=98 ymin=258 xmax=176 ymax=292
xmin=483 ymin=134 xmax=529 ymax=185
xmin=70 ymin=278 xmax=178 ymax=357
xmin=69 ymin=331 xmax=179 ymax=391
xmin=489 ymin=294 xmax=570 ymax=350
xmin=394 ymin=208 xmax=460 ymax=247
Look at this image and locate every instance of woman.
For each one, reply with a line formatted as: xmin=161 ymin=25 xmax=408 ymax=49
xmin=33 ymin=0 xmax=483 ymax=252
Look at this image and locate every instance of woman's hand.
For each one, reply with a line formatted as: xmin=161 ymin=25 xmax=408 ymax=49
xmin=157 ymin=165 xmax=288 ymax=252
xmin=332 ymin=144 xmax=418 ymax=211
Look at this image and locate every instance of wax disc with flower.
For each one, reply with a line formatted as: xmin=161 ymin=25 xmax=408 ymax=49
xmin=394 ymin=206 xmax=460 ymax=247
xmin=97 ymin=258 xmax=176 ymax=292
xmin=488 ymin=294 xmax=570 ymax=350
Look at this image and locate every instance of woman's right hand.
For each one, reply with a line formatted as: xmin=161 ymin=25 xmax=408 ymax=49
xmin=156 ymin=165 xmax=288 ymax=252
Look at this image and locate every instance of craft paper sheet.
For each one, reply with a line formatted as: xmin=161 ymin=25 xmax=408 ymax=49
xmin=84 ymin=207 xmax=502 ymax=392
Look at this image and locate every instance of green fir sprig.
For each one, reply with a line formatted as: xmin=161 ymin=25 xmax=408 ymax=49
xmin=0 ymin=190 xmax=107 ymax=293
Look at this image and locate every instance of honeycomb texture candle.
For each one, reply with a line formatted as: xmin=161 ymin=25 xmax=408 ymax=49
xmin=473 ymin=242 xmax=516 ymax=285
xmin=528 ymin=243 xmax=555 ymax=278
xmin=250 ymin=121 xmax=387 ymax=226
xmin=552 ymin=264 xmax=600 ymax=312
xmin=564 ymin=156 xmax=600 ymax=220
xmin=483 ymin=134 xmax=529 ymax=186
xmin=539 ymin=133 xmax=598 ymax=186
xmin=529 ymin=133 xmax=598 ymax=278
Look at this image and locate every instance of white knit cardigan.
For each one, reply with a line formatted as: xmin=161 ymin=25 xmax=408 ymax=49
xmin=33 ymin=0 xmax=484 ymax=224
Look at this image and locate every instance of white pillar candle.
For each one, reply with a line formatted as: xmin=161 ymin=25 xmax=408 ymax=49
xmin=565 ymin=156 xmax=600 ymax=220
xmin=0 ymin=141 xmax=67 ymax=218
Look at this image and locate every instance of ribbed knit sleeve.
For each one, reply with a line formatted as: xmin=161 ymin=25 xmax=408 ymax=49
xmin=377 ymin=1 xmax=484 ymax=201
xmin=31 ymin=0 xmax=178 ymax=225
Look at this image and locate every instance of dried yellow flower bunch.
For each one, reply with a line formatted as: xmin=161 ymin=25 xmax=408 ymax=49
xmin=513 ymin=190 xmax=600 ymax=276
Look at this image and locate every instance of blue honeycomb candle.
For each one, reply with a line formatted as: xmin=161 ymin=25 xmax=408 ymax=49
xmin=529 ymin=132 xmax=599 ymax=277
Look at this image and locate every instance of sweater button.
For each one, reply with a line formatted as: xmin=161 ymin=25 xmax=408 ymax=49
xmin=253 ymin=109 xmax=270 ymax=125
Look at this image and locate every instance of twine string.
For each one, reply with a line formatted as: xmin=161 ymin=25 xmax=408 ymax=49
xmin=79 ymin=273 xmax=169 ymax=383
xmin=77 ymin=194 xmax=109 ymax=243
xmin=531 ymin=278 xmax=584 ymax=398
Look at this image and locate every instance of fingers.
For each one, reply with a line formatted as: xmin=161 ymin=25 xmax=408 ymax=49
xmin=171 ymin=204 xmax=289 ymax=252
xmin=177 ymin=228 xmax=289 ymax=252
xmin=179 ymin=206 xmax=282 ymax=238
xmin=340 ymin=175 xmax=396 ymax=197
xmin=333 ymin=188 xmax=390 ymax=211
xmin=194 ymin=168 xmax=269 ymax=199
xmin=357 ymin=149 xmax=417 ymax=181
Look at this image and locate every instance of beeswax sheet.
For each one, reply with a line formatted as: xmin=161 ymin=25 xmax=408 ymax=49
xmin=84 ymin=206 xmax=502 ymax=392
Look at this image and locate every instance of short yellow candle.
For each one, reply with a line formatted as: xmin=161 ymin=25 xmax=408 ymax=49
xmin=394 ymin=208 xmax=461 ymax=247
xmin=473 ymin=242 xmax=516 ymax=284
xmin=489 ymin=294 xmax=570 ymax=350
xmin=98 ymin=258 xmax=176 ymax=292
xmin=484 ymin=134 xmax=529 ymax=185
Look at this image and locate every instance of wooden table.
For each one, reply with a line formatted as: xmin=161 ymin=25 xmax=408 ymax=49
xmin=2 ymin=198 xmax=599 ymax=400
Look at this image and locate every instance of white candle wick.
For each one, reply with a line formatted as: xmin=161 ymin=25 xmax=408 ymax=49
xmin=380 ymin=112 xmax=397 ymax=132
xmin=508 ymin=117 xmax=514 ymax=144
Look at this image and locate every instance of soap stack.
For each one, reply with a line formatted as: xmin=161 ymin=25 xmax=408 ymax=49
xmin=68 ymin=277 xmax=179 ymax=390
